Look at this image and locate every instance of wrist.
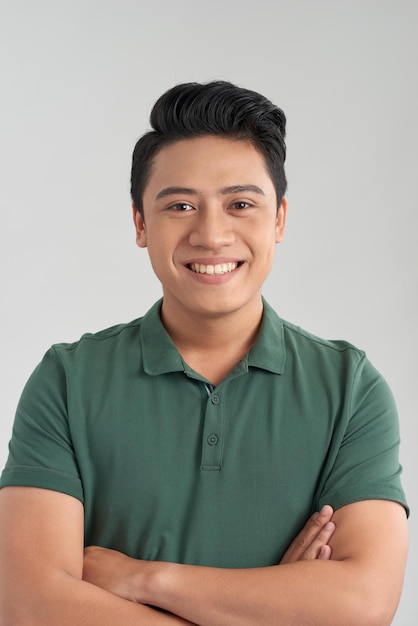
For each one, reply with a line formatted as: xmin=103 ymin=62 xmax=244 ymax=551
xmin=133 ymin=560 xmax=179 ymax=608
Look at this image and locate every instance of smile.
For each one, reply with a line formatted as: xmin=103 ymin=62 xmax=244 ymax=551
xmin=188 ymin=262 xmax=239 ymax=275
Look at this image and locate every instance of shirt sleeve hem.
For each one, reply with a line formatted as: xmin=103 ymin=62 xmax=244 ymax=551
xmin=0 ymin=466 xmax=84 ymax=503
xmin=319 ymin=492 xmax=409 ymax=518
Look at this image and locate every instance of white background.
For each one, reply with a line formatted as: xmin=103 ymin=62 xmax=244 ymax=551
xmin=1 ymin=1 xmax=417 ymax=622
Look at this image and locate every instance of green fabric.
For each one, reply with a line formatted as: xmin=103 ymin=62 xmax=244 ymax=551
xmin=0 ymin=299 xmax=408 ymax=567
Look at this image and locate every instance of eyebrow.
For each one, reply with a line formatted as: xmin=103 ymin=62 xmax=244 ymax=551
xmin=155 ymin=184 xmax=266 ymax=200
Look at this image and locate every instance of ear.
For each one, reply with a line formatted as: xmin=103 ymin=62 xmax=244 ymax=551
xmin=275 ymin=197 xmax=287 ymax=244
xmin=132 ymin=203 xmax=147 ymax=248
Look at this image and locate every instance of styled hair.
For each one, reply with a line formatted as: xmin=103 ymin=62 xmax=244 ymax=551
xmin=130 ymin=81 xmax=287 ymax=217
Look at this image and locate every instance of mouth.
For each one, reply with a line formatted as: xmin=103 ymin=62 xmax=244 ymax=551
xmin=187 ymin=261 xmax=242 ymax=275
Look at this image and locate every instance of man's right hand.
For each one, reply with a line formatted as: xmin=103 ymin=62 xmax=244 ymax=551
xmin=279 ymin=505 xmax=335 ymax=564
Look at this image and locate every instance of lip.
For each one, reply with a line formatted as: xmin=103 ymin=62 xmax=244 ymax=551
xmin=183 ymin=257 xmax=242 ymax=266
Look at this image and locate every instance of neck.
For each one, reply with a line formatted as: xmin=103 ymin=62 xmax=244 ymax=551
xmin=159 ymin=296 xmax=264 ymax=384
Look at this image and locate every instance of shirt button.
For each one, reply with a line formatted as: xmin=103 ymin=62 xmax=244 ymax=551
xmin=207 ymin=434 xmax=219 ymax=446
xmin=211 ymin=395 xmax=220 ymax=404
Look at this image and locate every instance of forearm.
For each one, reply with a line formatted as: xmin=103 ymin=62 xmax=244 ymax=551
xmin=82 ymin=502 xmax=407 ymax=626
xmin=0 ymin=488 xmax=195 ymax=626
xmin=138 ymin=501 xmax=407 ymax=626
xmin=2 ymin=571 xmax=195 ymax=626
xmin=141 ymin=559 xmax=378 ymax=626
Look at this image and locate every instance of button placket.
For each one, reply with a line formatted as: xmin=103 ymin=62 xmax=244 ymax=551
xmin=201 ymin=389 xmax=224 ymax=471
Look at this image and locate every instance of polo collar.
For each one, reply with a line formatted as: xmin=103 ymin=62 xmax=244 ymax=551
xmin=247 ymin=298 xmax=286 ymax=374
xmin=141 ymin=300 xmax=185 ymax=375
xmin=141 ymin=298 xmax=286 ymax=377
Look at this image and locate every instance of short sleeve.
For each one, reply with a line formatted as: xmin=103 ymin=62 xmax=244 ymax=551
xmin=318 ymin=354 xmax=409 ymax=516
xmin=0 ymin=348 xmax=84 ymax=502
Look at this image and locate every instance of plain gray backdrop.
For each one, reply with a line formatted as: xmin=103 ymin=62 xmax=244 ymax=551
xmin=1 ymin=1 xmax=416 ymax=623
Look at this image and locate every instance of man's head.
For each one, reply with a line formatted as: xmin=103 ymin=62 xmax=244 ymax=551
xmin=130 ymin=81 xmax=287 ymax=218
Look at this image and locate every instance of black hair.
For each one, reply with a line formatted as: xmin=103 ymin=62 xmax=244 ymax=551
xmin=130 ymin=81 xmax=287 ymax=217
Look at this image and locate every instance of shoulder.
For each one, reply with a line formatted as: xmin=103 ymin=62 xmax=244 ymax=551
xmin=262 ymin=299 xmax=363 ymax=356
xmin=51 ymin=299 xmax=164 ymax=359
xmin=43 ymin=300 xmax=166 ymax=379
xmin=262 ymin=301 xmax=380 ymax=387
xmin=277 ymin=318 xmax=395 ymax=411
xmin=53 ymin=317 xmax=144 ymax=352
xmin=43 ymin=317 xmax=143 ymax=371
xmin=282 ymin=318 xmax=364 ymax=359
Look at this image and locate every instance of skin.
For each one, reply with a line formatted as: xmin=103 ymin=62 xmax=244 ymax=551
xmin=133 ymin=135 xmax=287 ymax=384
xmin=0 ymin=486 xmax=334 ymax=626
xmin=0 ymin=136 xmax=408 ymax=625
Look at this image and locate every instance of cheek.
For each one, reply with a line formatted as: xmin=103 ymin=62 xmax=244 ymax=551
xmin=145 ymin=235 xmax=177 ymax=279
xmin=250 ymin=227 xmax=277 ymax=259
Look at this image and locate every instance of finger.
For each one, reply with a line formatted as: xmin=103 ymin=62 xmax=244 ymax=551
xmin=318 ymin=544 xmax=332 ymax=560
xmin=310 ymin=505 xmax=334 ymax=528
xmin=293 ymin=506 xmax=334 ymax=551
xmin=299 ymin=521 xmax=335 ymax=561
xmin=279 ymin=506 xmax=335 ymax=564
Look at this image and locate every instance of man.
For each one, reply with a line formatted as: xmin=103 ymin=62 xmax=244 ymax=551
xmin=0 ymin=81 xmax=408 ymax=625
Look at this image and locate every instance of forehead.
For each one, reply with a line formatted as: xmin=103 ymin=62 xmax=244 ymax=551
xmin=144 ymin=135 xmax=274 ymax=195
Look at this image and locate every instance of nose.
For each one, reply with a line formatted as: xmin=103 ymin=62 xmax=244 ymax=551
xmin=188 ymin=205 xmax=235 ymax=249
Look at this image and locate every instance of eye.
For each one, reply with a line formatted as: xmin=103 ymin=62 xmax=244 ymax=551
xmin=230 ymin=201 xmax=251 ymax=210
xmin=169 ymin=202 xmax=194 ymax=212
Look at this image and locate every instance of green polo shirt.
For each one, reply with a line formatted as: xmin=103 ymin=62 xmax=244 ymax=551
xmin=0 ymin=299 xmax=408 ymax=567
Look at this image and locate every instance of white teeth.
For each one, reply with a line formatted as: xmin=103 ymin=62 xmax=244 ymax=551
xmin=189 ymin=262 xmax=238 ymax=275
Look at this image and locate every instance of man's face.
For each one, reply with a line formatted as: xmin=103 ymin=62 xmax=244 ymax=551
xmin=134 ymin=135 xmax=286 ymax=322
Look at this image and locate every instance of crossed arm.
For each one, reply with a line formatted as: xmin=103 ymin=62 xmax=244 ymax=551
xmin=0 ymin=486 xmax=408 ymax=626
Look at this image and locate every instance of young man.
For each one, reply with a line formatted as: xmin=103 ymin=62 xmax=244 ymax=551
xmin=0 ymin=81 xmax=408 ymax=625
